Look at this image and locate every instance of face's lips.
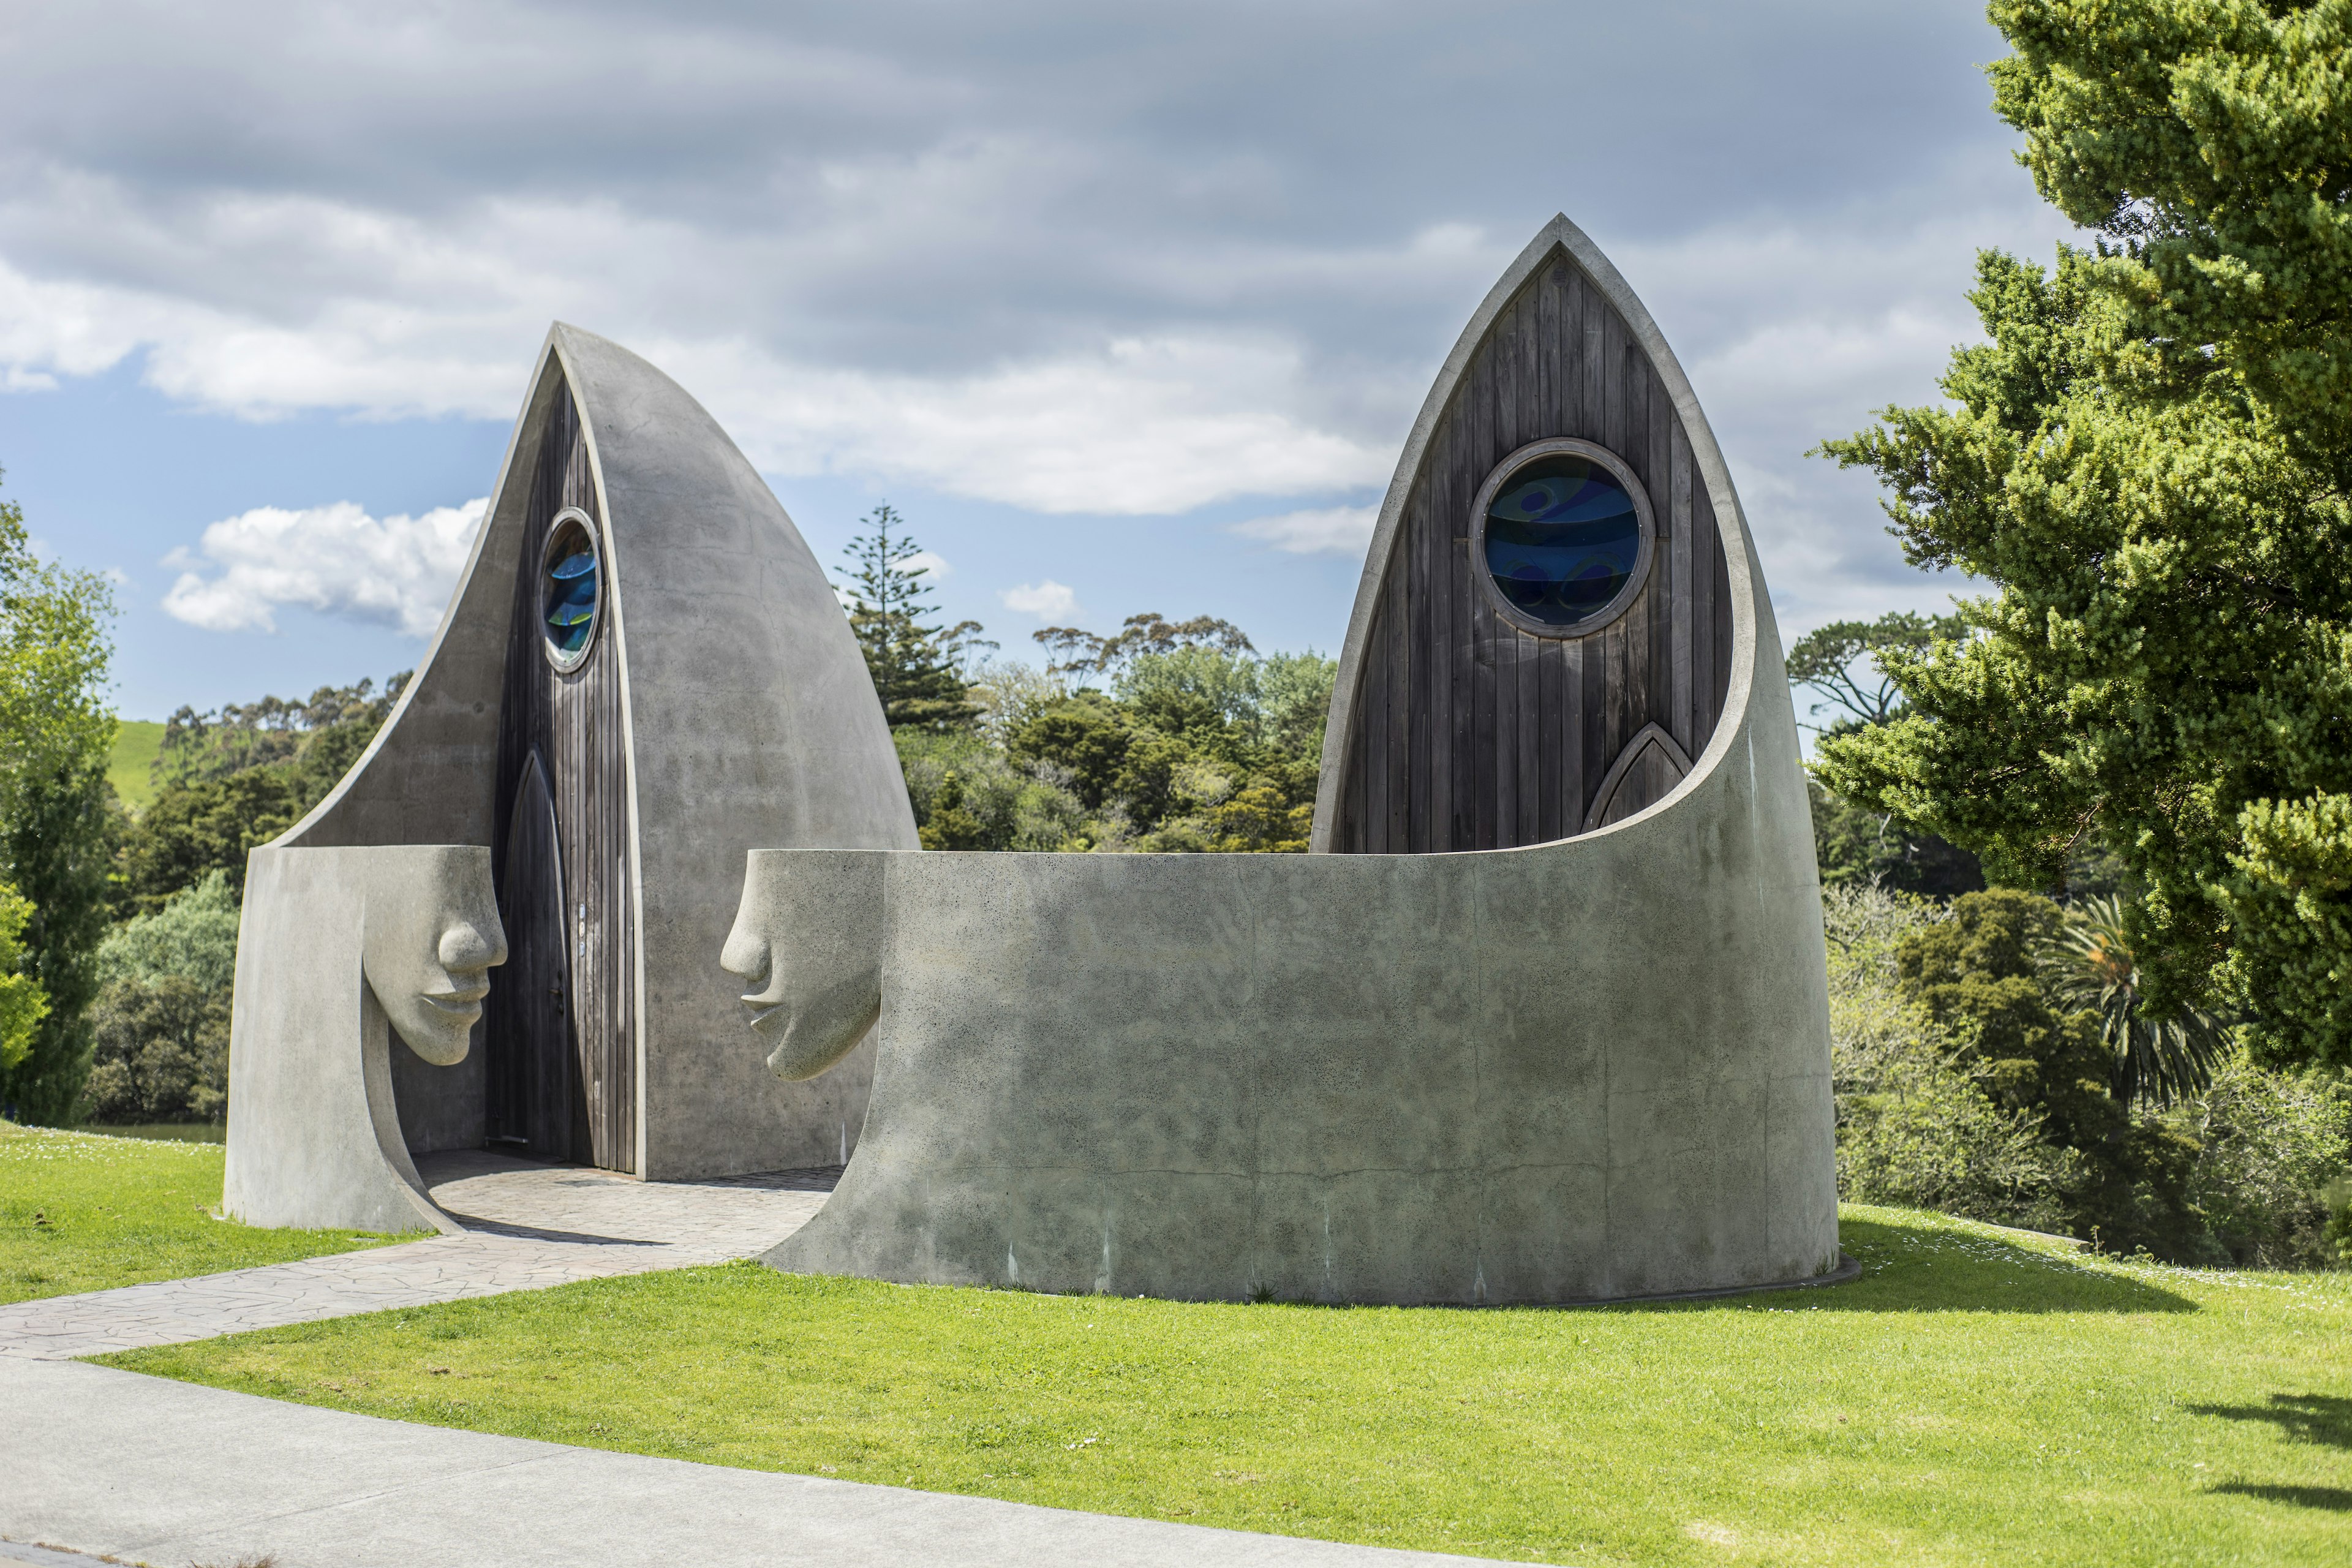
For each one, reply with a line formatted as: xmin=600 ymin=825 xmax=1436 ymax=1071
xmin=741 ymin=997 xmax=787 ymax=1035
xmin=422 ymin=980 xmax=490 ymax=1016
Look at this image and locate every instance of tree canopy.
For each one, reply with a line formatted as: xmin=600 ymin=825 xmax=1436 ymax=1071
xmin=114 ymin=674 xmax=407 ymax=916
xmin=1814 ymin=0 xmax=2352 ymax=1065
xmin=0 ymin=470 xmax=116 ymax=1121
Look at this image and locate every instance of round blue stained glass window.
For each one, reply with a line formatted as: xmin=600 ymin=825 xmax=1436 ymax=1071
xmin=541 ymin=511 xmax=600 ymax=668
xmin=1479 ymin=450 xmax=1647 ymax=632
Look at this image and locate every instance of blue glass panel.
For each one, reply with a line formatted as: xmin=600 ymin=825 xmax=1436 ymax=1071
xmin=1483 ymin=454 xmax=1642 ymax=629
xmin=541 ymin=527 xmax=600 ymax=657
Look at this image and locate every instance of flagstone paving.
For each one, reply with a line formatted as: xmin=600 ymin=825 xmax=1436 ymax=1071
xmin=0 ymin=1152 xmax=837 ymax=1360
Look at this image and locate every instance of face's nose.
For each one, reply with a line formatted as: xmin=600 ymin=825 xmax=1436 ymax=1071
xmin=720 ymin=911 xmax=768 ymax=989
xmin=440 ymin=915 xmax=508 ymax=974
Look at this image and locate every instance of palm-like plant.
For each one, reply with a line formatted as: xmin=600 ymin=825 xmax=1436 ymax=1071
xmin=2041 ymin=895 xmax=2229 ymax=1109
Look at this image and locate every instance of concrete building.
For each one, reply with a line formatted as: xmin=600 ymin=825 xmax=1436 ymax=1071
xmin=728 ymin=216 xmax=1842 ymax=1305
xmin=223 ymin=326 xmax=915 ymax=1233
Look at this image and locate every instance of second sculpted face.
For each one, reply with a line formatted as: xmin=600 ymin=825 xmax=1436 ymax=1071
xmin=361 ymin=846 xmax=509 ymax=1066
xmin=720 ymin=850 xmax=886 ymax=1082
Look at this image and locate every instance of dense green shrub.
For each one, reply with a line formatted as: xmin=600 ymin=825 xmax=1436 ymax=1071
xmin=2176 ymin=1057 xmax=2351 ymax=1270
xmin=80 ymin=873 xmax=240 ymax=1125
xmin=897 ymin=731 xmax=1091 ymax=853
xmin=83 ymin=976 xmax=228 ymax=1123
xmin=1826 ymin=884 xmax=2350 ymax=1265
xmin=1825 ymin=884 xmax=2074 ymax=1231
xmin=1895 ymin=889 xmax=2211 ymax=1259
xmin=906 ymin=644 xmax=1333 ymax=855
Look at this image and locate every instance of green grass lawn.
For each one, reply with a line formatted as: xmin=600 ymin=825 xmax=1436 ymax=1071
xmin=106 ymin=718 xmax=165 ymax=815
xmin=103 ymin=1205 xmax=2351 ymax=1566
xmin=1 ymin=1122 xmax=409 ymax=1303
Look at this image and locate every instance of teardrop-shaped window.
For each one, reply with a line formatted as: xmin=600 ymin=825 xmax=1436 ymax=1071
xmin=1471 ymin=439 xmax=1654 ymax=636
xmin=541 ymin=508 xmax=601 ymax=671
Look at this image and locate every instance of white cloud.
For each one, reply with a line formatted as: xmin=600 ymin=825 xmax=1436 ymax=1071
xmin=162 ymin=498 xmax=486 ymax=636
xmin=1230 ymin=505 xmax=1376 ymax=557
xmin=4 ymin=1 xmax=2073 ymax=643
xmin=1000 ymin=580 xmax=1080 ymax=620
xmin=897 ymin=549 xmax=951 ymax=579
xmin=650 ymin=332 xmax=1392 ymax=516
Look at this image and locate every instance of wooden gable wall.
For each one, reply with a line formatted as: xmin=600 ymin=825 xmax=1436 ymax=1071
xmin=1329 ymin=246 xmax=1735 ymax=854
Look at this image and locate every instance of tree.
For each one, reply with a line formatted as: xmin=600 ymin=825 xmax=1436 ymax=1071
xmin=1896 ymin=889 xmax=2209 ymax=1259
xmin=2041 ymin=893 xmax=2230 ymax=1109
xmin=0 ymin=472 xmax=116 ymax=1123
xmin=1814 ymin=2 xmax=2352 ymax=1065
xmin=836 ymin=505 xmax=988 ymax=731
xmin=0 ymin=883 xmax=48 ymax=1075
xmin=1787 ymin=611 xmax=1967 ymax=730
xmin=1789 ymin=612 xmax=1983 ymax=897
xmin=1033 ymin=612 xmax=1252 ymax=684
xmin=113 ymin=674 xmax=408 ymax=916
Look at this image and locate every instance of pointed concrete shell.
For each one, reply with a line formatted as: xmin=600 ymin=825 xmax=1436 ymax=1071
xmin=235 ymin=325 xmax=913 ymax=1197
xmin=738 ymin=221 xmax=1842 ymax=1305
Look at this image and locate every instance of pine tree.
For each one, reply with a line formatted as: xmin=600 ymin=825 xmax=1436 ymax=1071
xmin=836 ymin=505 xmax=988 ymax=731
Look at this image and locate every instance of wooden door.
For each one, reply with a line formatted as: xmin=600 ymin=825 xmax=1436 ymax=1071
xmin=488 ymin=755 xmax=581 ymax=1160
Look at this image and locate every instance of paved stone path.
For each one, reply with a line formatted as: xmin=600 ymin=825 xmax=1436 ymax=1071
xmin=3 ymin=1358 xmax=1518 ymax=1568
xmin=0 ymin=1152 xmax=836 ymax=1360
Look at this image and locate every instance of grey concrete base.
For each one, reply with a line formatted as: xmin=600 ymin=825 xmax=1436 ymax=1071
xmin=224 ymin=845 xmax=506 ymax=1236
xmin=1 ymin=1359 xmax=1525 ymax=1568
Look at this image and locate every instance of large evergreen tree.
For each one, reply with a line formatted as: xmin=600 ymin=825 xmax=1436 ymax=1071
xmin=1815 ymin=0 xmax=2352 ymax=1064
xmin=0 ymin=472 xmax=116 ymax=1122
xmin=835 ymin=505 xmax=986 ymax=731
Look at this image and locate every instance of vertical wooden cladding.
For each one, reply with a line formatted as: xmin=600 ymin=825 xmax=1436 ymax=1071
xmin=1332 ymin=249 xmax=1735 ymax=854
xmin=486 ymin=371 xmax=637 ymax=1172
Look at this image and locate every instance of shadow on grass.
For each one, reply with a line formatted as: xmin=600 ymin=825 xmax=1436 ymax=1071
xmin=1648 ymin=1216 xmax=2198 ymax=1316
xmin=2187 ymin=1393 xmax=2352 ymax=1450
xmin=2208 ymin=1482 xmax=2352 ymax=1512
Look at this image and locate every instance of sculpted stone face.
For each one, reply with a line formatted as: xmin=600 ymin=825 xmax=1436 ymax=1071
xmin=720 ymin=850 xmax=884 ymax=1082
xmin=361 ymin=846 xmax=508 ymax=1066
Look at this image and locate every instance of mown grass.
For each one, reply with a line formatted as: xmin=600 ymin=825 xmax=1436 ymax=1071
xmin=106 ymin=718 xmax=165 ymax=815
xmin=1 ymin=1122 xmax=407 ymax=1303
xmin=106 ymin=1205 xmax=2352 ymax=1565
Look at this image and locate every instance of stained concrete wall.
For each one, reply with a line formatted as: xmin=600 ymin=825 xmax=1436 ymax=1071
xmin=763 ymin=635 xmax=1835 ymax=1303
xmin=263 ymin=325 xmax=914 ymax=1180
xmin=762 ymin=214 xmax=1838 ymax=1304
xmin=224 ymin=847 xmax=496 ymax=1235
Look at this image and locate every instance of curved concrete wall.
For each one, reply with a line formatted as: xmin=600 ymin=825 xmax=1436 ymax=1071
xmin=224 ymin=846 xmax=500 ymax=1235
xmin=235 ymin=324 xmax=914 ymax=1201
xmin=758 ymin=216 xmax=1837 ymax=1304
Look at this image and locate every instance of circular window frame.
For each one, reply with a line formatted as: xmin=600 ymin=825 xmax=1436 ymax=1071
xmin=539 ymin=507 xmax=603 ymax=674
xmin=1468 ymin=437 xmax=1657 ymax=639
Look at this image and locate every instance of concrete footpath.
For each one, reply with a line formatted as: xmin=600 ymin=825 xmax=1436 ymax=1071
xmin=0 ymin=1153 xmax=835 ymax=1360
xmin=0 ymin=1357 xmax=1521 ymax=1568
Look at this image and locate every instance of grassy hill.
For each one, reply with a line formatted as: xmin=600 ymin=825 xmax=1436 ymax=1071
xmin=108 ymin=718 xmax=165 ymax=815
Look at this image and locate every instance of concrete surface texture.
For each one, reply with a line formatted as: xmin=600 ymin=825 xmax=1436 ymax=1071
xmin=226 ymin=322 xmax=914 ymax=1191
xmin=223 ymin=845 xmax=504 ymax=1234
xmin=1 ymin=1152 xmax=833 ymax=1361
xmin=1 ymin=1359 xmax=1527 ymax=1568
xmin=743 ymin=215 xmax=1838 ymax=1306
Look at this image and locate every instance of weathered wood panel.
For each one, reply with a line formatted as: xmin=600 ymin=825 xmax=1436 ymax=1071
xmin=486 ymin=373 xmax=636 ymax=1170
xmin=1331 ymin=247 xmax=1733 ymax=854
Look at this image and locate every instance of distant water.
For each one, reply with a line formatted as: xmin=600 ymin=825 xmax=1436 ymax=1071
xmin=93 ymin=1121 xmax=227 ymax=1145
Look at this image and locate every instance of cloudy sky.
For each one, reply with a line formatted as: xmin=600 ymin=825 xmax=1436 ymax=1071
xmin=0 ymin=0 xmax=2071 ymax=719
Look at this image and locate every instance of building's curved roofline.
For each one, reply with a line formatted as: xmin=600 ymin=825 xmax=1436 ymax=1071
xmin=1309 ymin=214 xmax=1777 ymax=853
